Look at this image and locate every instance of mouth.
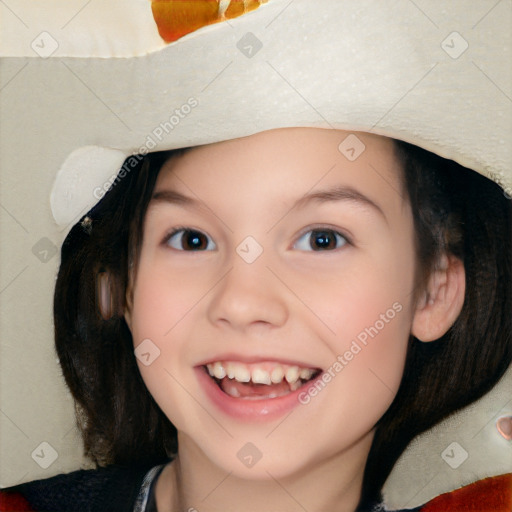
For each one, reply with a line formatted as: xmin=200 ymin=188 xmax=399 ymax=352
xmin=203 ymin=360 xmax=322 ymax=400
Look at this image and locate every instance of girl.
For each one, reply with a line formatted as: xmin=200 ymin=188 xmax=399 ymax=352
xmin=5 ymin=127 xmax=510 ymax=511
xmin=1 ymin=1 xmax=511 ymax=511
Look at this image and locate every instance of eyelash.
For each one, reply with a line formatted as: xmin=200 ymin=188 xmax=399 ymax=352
xmin=293 ymin=226 xmax=351 ymax=252
xmin=163 ymin=227 xmax=216 ymax=251
xmin=162 ymin=226 xmax=352 ymax=252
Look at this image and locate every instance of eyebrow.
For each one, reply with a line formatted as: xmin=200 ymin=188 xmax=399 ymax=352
xmin=294 ymin=185 xmax=387 ymax=222
xmin=151 ymin=185 xmax=387 ymax=223
xmin=151 ymin=189 xmax=197 ymax=206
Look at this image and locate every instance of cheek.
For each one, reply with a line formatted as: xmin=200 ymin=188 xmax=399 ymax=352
xmin=130 ymin=303 xmax=197 ymax=437
xmin=288 ymin=251 xmax=415 ymax=344
xmin=291 ymin=244 xmax=416 ymax=408
xmin=129 ymin=260 xmax=216 ymax=433
xmin=299 ymin=301 xmax=412 ymax=457
xmin=129 ymin=258 xmax=209 ymax=343
xmin=340 ymin=303 xmax=411 ymax=396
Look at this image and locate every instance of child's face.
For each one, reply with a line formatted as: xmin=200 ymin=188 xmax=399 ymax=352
xmin=126 ymin=128 xmax=418 ymax=479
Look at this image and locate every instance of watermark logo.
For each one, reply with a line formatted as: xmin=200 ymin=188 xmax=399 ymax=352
xmin=93 ymin=97 xmax=198 ymax=201
xmin=441 ymin=441 xmax=468 ymax=469
xmin=338 ymin=134 xmax=366 ymax=161
xmin=441 ymin=32 xmax=469 ymax=59
xmin=298 ymin=302 xmax=403 ymax=405
xmin=31 ymin=32 xmax=59 ymax=58
xmin=31 ymin=441 xmax=59 ymax=469
xmin=237 ymin=442 xmax=263 ymax=468
xmin=145 ymin=97 xmax=199 ymax=146
xmin=236 ymin=236 xmax=263 ymax=264
xmin=237 ymin=32 xmax=263 ymax=58
xmin=134 ymin=338 xmax=161 ymax=366
xmin=32 ymin=237 xmax=58 ymax=263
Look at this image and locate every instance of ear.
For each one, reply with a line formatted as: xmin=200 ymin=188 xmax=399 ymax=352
xmin=412 ymin=254 xmax=466 ymax=342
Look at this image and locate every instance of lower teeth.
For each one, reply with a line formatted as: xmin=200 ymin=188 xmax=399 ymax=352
xmin=218 ymin=376 xmax=307 ymax=399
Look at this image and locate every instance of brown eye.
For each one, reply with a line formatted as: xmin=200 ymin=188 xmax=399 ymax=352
xmin=294 ymin=229 xmax=348 ymax=251
xmin=166 ymin=229 xmax=216 ymax=251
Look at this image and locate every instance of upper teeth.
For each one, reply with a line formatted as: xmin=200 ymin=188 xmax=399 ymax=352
xmin=206 ymin=361 xmax=316 ymax=385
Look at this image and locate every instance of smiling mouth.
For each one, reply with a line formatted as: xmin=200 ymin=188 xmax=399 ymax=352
xmin=203 ymin=361 xmax=322 ymax=400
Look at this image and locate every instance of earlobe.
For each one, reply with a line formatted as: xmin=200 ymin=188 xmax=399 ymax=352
xmin=411 ymin=254 xmax=466 ymax=342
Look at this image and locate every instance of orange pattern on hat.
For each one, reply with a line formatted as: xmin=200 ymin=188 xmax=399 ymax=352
xmin=151 ymin=0 xmax=267 ymax=43
xmin=420 ymin=473 xmax=512 ymax=512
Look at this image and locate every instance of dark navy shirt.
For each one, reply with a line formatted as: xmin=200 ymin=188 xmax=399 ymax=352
xmin=134 ymin=464 xmax=422 ymax=512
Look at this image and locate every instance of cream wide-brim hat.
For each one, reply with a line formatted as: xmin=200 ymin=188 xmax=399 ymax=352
xmin=1 ymin=0 xmax=511 ymax=508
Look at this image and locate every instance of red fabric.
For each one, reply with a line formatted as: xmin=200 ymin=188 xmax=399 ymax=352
xmin=421 ymin=473 xmax=512 ymax=512
xmin=0 ymin=491 xmax=34 ymax=512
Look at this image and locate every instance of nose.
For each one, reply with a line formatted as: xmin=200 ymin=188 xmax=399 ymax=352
xmin=207 ymin=257 xmax=289 ymax=332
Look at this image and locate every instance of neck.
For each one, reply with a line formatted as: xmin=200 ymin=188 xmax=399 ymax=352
xmin=155 ymin=430 xmax=376 ymax=512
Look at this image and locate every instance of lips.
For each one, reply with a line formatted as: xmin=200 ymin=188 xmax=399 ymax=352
xmin=196 ymin=358 xmax=323 ymax=419
xmin=196 ymin=359 xmax=324 ymax=421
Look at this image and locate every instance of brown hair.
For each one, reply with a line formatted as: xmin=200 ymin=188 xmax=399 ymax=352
xmin=53 ymin=142 xmax=512 ymax=504
xmin=54 ymin=151 xmax=176 ymax=467
xmin=360 ymin=141 xmax=512 ymax=505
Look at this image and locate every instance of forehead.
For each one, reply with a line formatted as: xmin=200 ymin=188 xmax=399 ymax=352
xmin=154 ymin=128 xmax=404 ymax=213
